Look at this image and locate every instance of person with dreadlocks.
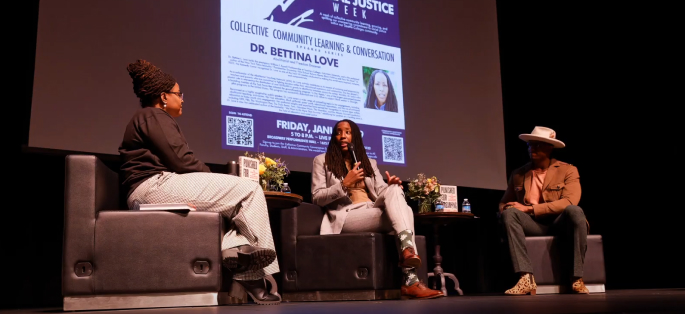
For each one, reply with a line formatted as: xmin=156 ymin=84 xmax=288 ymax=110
xmin=311 ymin=119 xmax=443 ymax=300
xmin=119 ymin=59 xmax=281 ymax=305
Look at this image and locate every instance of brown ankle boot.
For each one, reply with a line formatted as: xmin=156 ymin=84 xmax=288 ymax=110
xmin=571 ymin=277 xmax=589 ymax=294
xmin=505 ymin=273 xmax=537 ymax=295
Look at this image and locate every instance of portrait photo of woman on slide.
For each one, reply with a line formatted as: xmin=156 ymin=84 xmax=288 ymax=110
xmin=363 ymin=68 xmax=399 ymax=113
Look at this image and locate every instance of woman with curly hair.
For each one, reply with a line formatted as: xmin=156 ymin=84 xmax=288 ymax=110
xmin=119 ymin=59 xmax=280 ymax=305
xmin=311 ymin=119 xmax=442 ymax=299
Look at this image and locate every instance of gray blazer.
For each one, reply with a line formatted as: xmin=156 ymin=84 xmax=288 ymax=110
xmin=311 ymin=153 xmax=388 ymax=235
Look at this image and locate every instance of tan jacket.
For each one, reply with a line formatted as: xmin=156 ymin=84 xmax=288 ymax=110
xmin=498 ymin=159 xmax=581 ymax=218
xmin=311 ymin=153 xmax=388 ymax=235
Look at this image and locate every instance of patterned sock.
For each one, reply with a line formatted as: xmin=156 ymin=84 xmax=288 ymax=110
xmin=398 ymin=229 xmax=414 ymax=251
xmin=403 ymin=268 xmax=419 ymax=286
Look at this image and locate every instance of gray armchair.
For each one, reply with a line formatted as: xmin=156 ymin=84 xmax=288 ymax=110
xmin=279 ymin=202 xmax=428 ymax=301
xmin=62 ymin=155 xmax=243 ymax=311
xmin=525 ymin=235 xmax=606 ymax=294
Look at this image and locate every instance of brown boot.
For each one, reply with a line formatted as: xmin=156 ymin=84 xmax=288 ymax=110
xmin=401 ymin=281 xmax=443 ymax=300
xmin=399 ymin=247 xmax=421 ymax=268
xmin=571 ymin=277 xmax=589 ymax=294
xmin=505 ymin=273 xmax=537 ymax=295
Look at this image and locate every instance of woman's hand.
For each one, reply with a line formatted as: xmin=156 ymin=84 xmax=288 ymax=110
xmin=342 ymin=162 xmax=364 ymax=188
xmin=385 ymin=171 xmax=403 ymax=189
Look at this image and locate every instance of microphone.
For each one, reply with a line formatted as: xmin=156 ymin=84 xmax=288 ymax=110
xmin=348 ymin=142 xmax=359 ymax=169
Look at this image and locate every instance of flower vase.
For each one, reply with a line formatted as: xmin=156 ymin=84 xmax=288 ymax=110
xmin=418 ymin=199 xmax=433 ymax=214
xmin=261 ymin=179 xmax=279 ymax=192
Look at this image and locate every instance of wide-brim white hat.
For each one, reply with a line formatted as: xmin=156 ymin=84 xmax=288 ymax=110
xmin=519 ymin=126 xmax=565 ymax=148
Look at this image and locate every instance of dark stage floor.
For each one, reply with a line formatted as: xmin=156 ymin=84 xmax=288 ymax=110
xmin=3 ymin=289 xmax=684 ymax=314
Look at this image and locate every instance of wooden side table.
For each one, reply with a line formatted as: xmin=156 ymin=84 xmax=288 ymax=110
xmin=415 ymin=212 xmax=475 ymax=296
xmin=261 ymin=191 xmax=303 ymax=299
xmin=264 ymin=191 xmax=302 ymax=210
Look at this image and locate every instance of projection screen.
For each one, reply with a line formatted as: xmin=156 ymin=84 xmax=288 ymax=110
xmin=29 ymin=0 xmax=506 ymax=190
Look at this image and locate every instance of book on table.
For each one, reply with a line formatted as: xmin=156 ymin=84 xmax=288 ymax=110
xmin=238 ymin=155 xmax=260 ymax=182
xmin=439 ymin=185 xmax=459 ymax=212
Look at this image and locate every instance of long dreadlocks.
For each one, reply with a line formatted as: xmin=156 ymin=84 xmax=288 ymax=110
xmin=324 ymin=119 xmax=375 ymax=180
xmin=126 ymin=59 xmax=176 ymax=107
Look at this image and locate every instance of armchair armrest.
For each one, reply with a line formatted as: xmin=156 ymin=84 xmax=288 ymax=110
xmin=281 ymin=202 xmax=325 ymax=237
xmin=63 ymin=155 xmax=120 ymax=295
xmin=280 ymin=202 xmax=324 ymax=287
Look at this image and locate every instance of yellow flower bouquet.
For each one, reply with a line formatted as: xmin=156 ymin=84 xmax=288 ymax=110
xmin=407 ymin=173 xmax=441 ymax=213
xmin=245 ymin=152 xmax=290 ymax=191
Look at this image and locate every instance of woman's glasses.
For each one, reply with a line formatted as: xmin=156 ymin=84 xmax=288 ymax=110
xmin=166 ymin=91 xmax=183 ymax=100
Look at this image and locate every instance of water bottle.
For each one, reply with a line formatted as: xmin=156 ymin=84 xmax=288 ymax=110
xmin=462 ymin=198 xmax=471 ymax=213
xmin=281 ymin=183 xmax=291 ymax=193
xmin=435 ymin=199 xmax=444 ymax=212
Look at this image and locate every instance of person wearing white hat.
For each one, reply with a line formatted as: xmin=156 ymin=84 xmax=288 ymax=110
xmin=498 ymin=126 xmax=589 ymax=295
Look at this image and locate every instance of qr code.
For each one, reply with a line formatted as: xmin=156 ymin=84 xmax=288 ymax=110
xmin=382 ymin=135 xmax=404 ymax=163
xmin=226 ymin=116 xmax=254 ymax=147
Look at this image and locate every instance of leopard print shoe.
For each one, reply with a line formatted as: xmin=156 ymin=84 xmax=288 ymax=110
xmin=505 ymin=273 xmax=537 ymax=295
xmin=572 ymin=277 xmax=589 ymax=294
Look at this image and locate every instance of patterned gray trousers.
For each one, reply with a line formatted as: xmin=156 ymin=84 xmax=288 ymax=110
xmin=502 ymin=205 xmax=587 ymax=278
xmin=341 ymin=185 xmax=415 ymax=243
xmin=128 ymin=171 xmax=279 ymax=281
xmin=341 ymin=185 xmax=418 ymax=284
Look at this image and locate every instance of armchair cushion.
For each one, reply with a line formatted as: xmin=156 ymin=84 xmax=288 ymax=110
xmin=92 ymin=211 xmax=224 ymax=294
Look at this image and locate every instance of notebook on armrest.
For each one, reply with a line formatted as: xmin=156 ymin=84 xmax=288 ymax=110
xmin=138 ymin=203 xmax=194 ymax=211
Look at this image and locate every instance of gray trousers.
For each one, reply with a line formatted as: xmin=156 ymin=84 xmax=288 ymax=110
xmin=128 ymin=171 xmax=279 ymax=281
xmin=502 ymin=205 xmax=587 ymax=278
xmin=341 ymin=185 xmax=416 ymax=255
